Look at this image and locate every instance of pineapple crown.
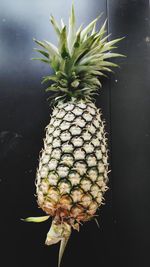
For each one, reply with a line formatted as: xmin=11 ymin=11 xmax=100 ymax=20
xmin=33 ymin=4 xmax=124 ymax=103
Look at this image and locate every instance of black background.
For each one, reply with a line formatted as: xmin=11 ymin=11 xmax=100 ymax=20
xmin=0 ymin=1 xmax=150 ymax=267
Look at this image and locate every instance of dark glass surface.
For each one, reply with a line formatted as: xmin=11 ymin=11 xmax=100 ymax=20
xmin=0 ymin=1 xmax=149 ymax=267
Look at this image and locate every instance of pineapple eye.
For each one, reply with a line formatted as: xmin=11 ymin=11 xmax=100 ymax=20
xmin=60 ymin=131 xmax=71 ymax=142
xmin=96 ymin=192 xmax=103 ymax=204
xmin=51 ymin=148 xmax=61 ymax=160
xmin=82 ymin=131 xmax=92 ymax=141
xmin=42 ymin=154 xmax=50 ymax=164
xmin=40 ymin=166 xmax=49 ymax=178
xmin=47 ymin=125 xmax=55 ymax=134
xmin=62 ymin=143 xmax=73 ymax=153
xmin=53 ymin=119 xmax=61 ymax=127
xmin=90 ymin=184 xmax=99 ymax=198
xmin=56 ymin=109 xmax=66 ymax=119
xmin=69 ymin=171 xmax=80 ymax=186
xmin=53 ymin=128 xmax=61 ymax=138
xmin=87 ymin=106 xmax=96 ymax=115
xmin=71 ymin=205 xmax=84 ymax=217
xmin=52 ymin=107 xmax=59 ymax=117
xmin=60 ymin=154 xmax=74 ymax=167
xmin=69 ymin=126 xmax=82 ymax=135
xmin=64 ymin=103 xmax=74 ymax=111
xmin=71 ymin=137 xmax=83 ymax=147
xmin=48 ymin=159 xmax=58 ymax=171
xmin=59 ymin=195 xmax=72 ymax=208
xmin=74 ymin=161 xmax=87 ymax=176
xmin=64 ymin=112 xmax=75 ymax=122
xmin=47 ymin=188 xmax=59 ymax=202
xmin=93 ymin=119 xmax=100 ymax=128
xmin=77 ymin=102 xmax=86 ymax=109
xmin=48 ymin=173 xmax=58 ymax=186
xmin=88 ymin=168 xmax=98 ymax=182
xmin=57 ymin=166 xmax=69 ymax=178
xmin=75 ymin=117 xmax=86 ymax=128
xmin=97 ymin=175 xmax=104 ymax=186
xmin=92 ymin=137 xmax=100 ymax=147
xmin=44 ymin=144 xmax=52 ymax=154
xmin=80 ymin=178 xmax=92 ymax=192
xmin=58 ymin=181 xmax=71 ymax=194
xmin=84 ymin=143 xmax=94 ymax=153
xmin=95 ymin=148 xmax=102 ymax=160
xmin=40 ymin=180 xmax=49 ymax=194
xmin=88 ymin=201 xmax=98 ymax=215
xmin=81 ymin=194 xmax=92 ymax=207
xmin=83 ymin=112 xmax=92 ymax=122
xmin=86 ymin=155 xmax=97 ymax=167
xmin=52 ymin=138 xmax=61 ymax=148
xmin=72 ymin=107 xmax=83 ymax=116
xmin=60 ymin=121 xmax=70 ymax=130
xmin=46 ymin=134 xmax=53 ymax=144
xmin=98 ymin=162 xmax=105 ymax=173
xmin=71 ymin=189 xmax=82 ymax=202
xmin=86 ymin=124 xmax=96 ymax=134
xmin=74 ymin=148 xmax=85 ymax=160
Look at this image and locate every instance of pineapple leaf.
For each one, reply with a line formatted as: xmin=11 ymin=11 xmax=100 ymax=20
xmin=50 ymin=15 xmax=61 ymax=37
xmin=102 ymin=52 xmax=125 ymax=59
xmin=58 ymin=236 xmax=71 ymax=267
xmin=42 ymin=75 xmax=59 ymax=84
xmin=60 ymin=18 xmax=65 ymax=29
xmin=101 ymin=66 xmax=114 ymax=72
xmin=51 ymin=55 xmax=60 ymax=72
xmin=59 ymin=26 xmax=70 ymax=59
xmin=34 ymin=49 xmax=49 ymax=58
xmin=76 ymin=24 xmax=83 ymax=36
xmin=56 ymin=71 xmax=67 ymax=78
xmin=44 ymin=40 xmax=60 ymax=59
xmin=100 ymin=33 xmax=112 ymax=43
xmin=91 ymin=23 xmax=96 ymax=35
xmin=98 ymin=61 xmax=119 ymax=67
xmin=81 ymin=13 xmax=102 ymax=41
xmin=96 ymin=19 xmax=107 ymax=39
xmin=31 ymin=57 xmax=50 ymax=63
xmin=68 ymin=3 xmax=76 ymax=55
xmin=22 ymin=216 xmax=50 ymax=223
xmin=101 ymin=37 xmax=125 ymax=52
xmin=46 ymin=86 xmax=58 ymax=92
xmin=33 ymin=38 xmax=45 ymax=48
xmin=33 ymin=5 xmax=125 ymax=103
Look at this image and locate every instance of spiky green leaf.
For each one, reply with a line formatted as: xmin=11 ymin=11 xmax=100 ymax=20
xmin=33 ymin=5 xmax=124 ymax=103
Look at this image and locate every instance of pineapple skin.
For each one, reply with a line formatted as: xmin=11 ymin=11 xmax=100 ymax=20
xmin=36 ymin=100 xmax=109 ymax=229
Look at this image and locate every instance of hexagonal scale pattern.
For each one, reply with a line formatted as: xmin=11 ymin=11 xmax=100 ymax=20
xmin=36 ymin=101 xmax=109 ymax=225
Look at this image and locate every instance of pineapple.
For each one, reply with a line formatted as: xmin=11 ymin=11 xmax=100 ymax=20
xmin=23 ymin=4 xmax=124 ymax=266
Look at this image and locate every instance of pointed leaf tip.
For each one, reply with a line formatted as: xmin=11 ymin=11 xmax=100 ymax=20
xmin=58 ymin=234 xmax=71 ymax=267
xmin=50 ymin=15 xmax=61 ymax=36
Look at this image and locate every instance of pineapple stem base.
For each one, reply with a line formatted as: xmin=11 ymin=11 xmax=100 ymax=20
xmin=45 ymin=219 xmax=71 ymax=267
